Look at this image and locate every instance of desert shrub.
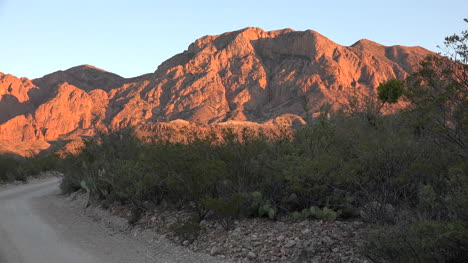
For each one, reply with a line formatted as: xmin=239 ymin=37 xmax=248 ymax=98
xmin=58 ymin=110 xmax=463 ymax=223
xmin=360 ymin=21 xmax=468 ymax=262
xmin=312 ymin=206 xmax=338 ymax=221
xmin=59 ymin=129 xmax=144 ymax=199
xmin=403 ymin=20 xmax=467 ymax=158
xmin=170 ymin=216 xmax=202 ymax=242
xmin=0 ymin=155 xmax=27 ymax=182
xmin=0 ymin=153 xmax=59 ymax=183
xmin=202 ymin=195 xmax=245 ymax=230
xmin=291 ymin=206 xmax=339 ymax=222
xmin=362 ymin=220 xmax=468 ymax=263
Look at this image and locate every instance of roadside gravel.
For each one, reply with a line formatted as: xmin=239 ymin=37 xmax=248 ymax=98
xmin=0 ymin=177 xmax=225 ymax=263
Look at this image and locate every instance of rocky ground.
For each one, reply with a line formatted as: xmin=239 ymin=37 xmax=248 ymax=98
xmin=73 ymin=193 xmax=370 ymax=263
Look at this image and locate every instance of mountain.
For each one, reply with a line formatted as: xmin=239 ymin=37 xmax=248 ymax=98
xmin=0 ymin=27 xmax=434 ymax=155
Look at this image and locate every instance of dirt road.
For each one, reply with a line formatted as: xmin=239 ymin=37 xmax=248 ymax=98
xmin=0 ymin=177 xmax=222 ymax=263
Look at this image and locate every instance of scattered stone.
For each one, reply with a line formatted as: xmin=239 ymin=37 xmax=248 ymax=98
xmin=210 ymin=246 xmax=222 ymax=256
xmin=323 ymin=236 xmax=333 ymax=245
xmin=284 ymin=240 xmax=296 ymax=248
xmin=72 ymin=191 xmax=369 ymax=263
xmin=242 ymin=240 xmax=253 ymax=249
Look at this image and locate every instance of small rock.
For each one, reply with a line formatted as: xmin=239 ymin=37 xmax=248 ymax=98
xmin=210 ymin=246 xmax=222 ymax=256
xmin=332 ymin=247 xmax=339 ymax=253
xmin=276 ymin=235 xmax=285 ymax=242
xmin=323 ymin=237 xmax=333 ymax=245
xmin=276 ymin=222 xmax=288 ymax=231
xmin=242 ymin=240 xmax=253 ymax=249
xmin=247 ymin=252 xmax=256 ymax=259
xmin=284 ymin=240 xmax=296 ymax=248
xmin=182 ymin=240 xmax=190 ymax=246
xmin=231 ymin=227 xmax=242 ymax=236
xmin=253 ymin=241 xmax=263 ymax=247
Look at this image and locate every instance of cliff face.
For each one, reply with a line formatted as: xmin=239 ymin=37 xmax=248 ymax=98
xmin=0 ymin=27 xmax=434 ymax=154
xmin=146 ymin=28 xmax=430 ymax=123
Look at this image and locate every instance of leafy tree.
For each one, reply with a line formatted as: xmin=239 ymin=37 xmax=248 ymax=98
xmin=405 ymin=19 xmax=467 ymax=157
xmin=377 ymin=79 xmax=404 ymax=104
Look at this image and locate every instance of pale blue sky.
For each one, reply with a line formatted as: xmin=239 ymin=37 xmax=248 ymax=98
xmin=0 ymin=0 xmax=466 ymax=79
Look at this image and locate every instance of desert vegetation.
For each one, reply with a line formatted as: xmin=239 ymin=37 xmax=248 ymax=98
xmin=57 ymin=107 xmax=466 ymax=261
xmin=0 ymin=154 xmax=59 ymax=183
xmin=1 ymin=20 xmax=466 ymax=263
xmin=57 ymin=23 xmax=467 ymax=262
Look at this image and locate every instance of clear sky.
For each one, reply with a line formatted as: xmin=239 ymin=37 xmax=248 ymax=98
xmin=0 ymin=0 xmax=466 ymax=79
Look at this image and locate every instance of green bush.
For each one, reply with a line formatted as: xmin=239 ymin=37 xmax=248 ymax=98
xmin=378 ymin=79 xmax=404 ymax=104
xmin=362 ymin=220 xmax=468 ymax=263
xmin=58 ymin=116 xmax=465 ymax=223
xmin=57 ymin=104 xmax=466 ymax=261
xmin=0 ymin=154 xmax=59 ymax=184
xmin=202 ymin=195 xmax=244 ymax=230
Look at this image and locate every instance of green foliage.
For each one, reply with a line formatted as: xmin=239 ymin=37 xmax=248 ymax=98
xmin=202 ymin=195 xmax=244 ymax=230
xmin=362 ymin=220 xmax=468 ymax=263
xmin=258 ymin=203 xmax=277 ymax=219
xmin=404 ymin=20 xmax=467 ymax=157
xmin=360 ymin=19 xmax=468 ymax=262
xmin=339 ymin=207 xmax=361 ymax=219
xmin=0 ymin=154 xmax=59 ymax=184
xmin=0 ymin=155 xmax=26 ymax=182
xmin=290 ymin=206 xmax=339 ymax=222
xmin=291 ymin=211 xmax=303 ymax=221
xmin=203 ymin=197 xmax=243 ymax=217
xmin=309 ymin=206 xmax=338 ymax=221
xmin=378 ymin=79 xmax=404 ymax=104
xmin=58 ymin=114 xmax=464 ymax=223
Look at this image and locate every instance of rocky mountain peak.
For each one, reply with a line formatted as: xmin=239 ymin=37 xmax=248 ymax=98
xmin=0 ymin=27 xmax=436 ymax=155
xmin=32 ymin=64 xmax=125 ymax=93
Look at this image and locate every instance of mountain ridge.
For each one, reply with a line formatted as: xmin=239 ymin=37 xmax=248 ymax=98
xmin=0 ymin=27 xmax=435 ymax=155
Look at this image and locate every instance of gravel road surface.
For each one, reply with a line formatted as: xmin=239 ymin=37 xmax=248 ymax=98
xmin=0 ymin=177 xmax=222 ymax=263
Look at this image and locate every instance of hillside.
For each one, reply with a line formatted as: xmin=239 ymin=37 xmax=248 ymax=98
xmin=0 ymin=27 xmax=434 ymax=155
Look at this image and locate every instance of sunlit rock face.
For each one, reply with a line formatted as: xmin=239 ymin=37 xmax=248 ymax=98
xmin=0 ymin=27 xmax=434 ymax=154
xmin=148 ymin=27 xmax=430 ymax=123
